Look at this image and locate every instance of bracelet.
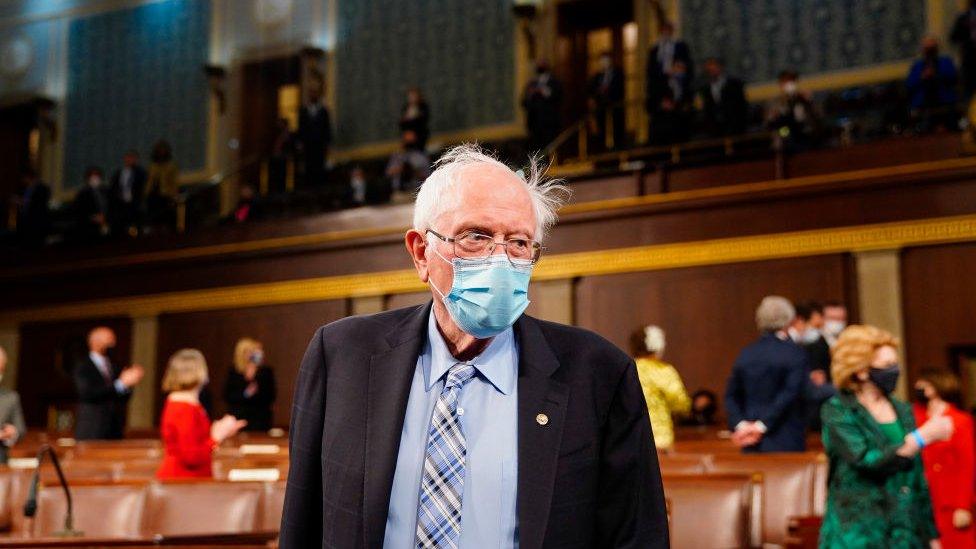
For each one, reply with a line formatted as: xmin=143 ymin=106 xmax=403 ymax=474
xmin=911 ymin=429 xmax=926 ymax=449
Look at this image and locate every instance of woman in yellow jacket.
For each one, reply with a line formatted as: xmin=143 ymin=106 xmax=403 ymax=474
xmin=635 ymin=325 xmax=691 ymax=450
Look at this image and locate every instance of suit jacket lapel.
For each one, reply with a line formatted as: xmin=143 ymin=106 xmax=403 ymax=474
xmin=514 ymin=316 xmax=569 ymax=549
xmin=363 ymin=303 xmax=431 ymax=548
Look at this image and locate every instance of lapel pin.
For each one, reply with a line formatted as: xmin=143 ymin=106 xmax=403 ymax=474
xmin=536 ymin=413 xmax=549 ymax=426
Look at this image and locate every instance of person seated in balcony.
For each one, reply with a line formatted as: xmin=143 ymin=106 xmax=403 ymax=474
xmin=765 ymin=70 xmax=821 ymax=151
xmin=0 ymin=346 xmax=26 ymax=464
xmin=15 ymin=168 xmax=51 ymax=249
xmin=73 ymin=166 xmax=111 ymax=242
xmin=146 ymin=139 xmax=179 ymax=232
xmin=521 ymin=59 xmax=563 ymax=153
xmin=108 ymin=149 xmax=147 ymax=238
xmin=907 ymin=36 xmax=960 ymax=133
xmin=386 ymin=129 xmax=430 ymax=194
xmin=399 ymin=87 xmax=430 ymax=151
xmin=699 ymin=57 xmax=749 ymax=137
xmin=222 ymin=184 xmax=264 ymax=224
xmin=588 ymin=50 xmax=626 ymax=150
xmin=157 ymin=349 xmax=246 ymax=480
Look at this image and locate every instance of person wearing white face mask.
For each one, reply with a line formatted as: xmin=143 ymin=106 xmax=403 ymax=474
xmin=280 ymin=144 xmax=670 ymax=549
xmin=765 ymin=69 xmax=821 ymax=151
xmin=822 ymin=300 xmax=848 ymax=347
xmin=224 ymin=337 xmax=276 ymax=432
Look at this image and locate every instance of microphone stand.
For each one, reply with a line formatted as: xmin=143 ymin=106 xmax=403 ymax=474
xmin=22 ymin=443 xmax=83 ymax=537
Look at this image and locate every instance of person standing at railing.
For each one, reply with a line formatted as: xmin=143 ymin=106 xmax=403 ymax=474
xmin=297 ymin=83 xmax=332 ymax=188
xmin=521 ymin=60 xmax=563 ymax=153
xmin=913 ymin=369 xmax=975 ymax=549
xmin=588 ymin=50 xmax=626 ymax=150
xmin=399 ymin=87 xmax=430 ymax=151
xmin=951 ymin=0 xmax=976 ymax=101
xmin=158 ymin=349 xmax=246 ymax=479
xmin=819 ymin=325 xmax=950 ymax=549
xmin=699 ymin=57 xmax=749 ymax=137
xmin=765 ymin=70 xmax=821 ymax=152
xmin=72 ymin=166 xmax=111 ymax=243
xmin=646 ymin=21 xmax=692 ymax=129
xmin=907 ymin=36 xmax=960 ymax=133
xmin=146 ymin=139 xmax=179 ymax=232
xmin=108 ymin=149 xmax=147 ymax=238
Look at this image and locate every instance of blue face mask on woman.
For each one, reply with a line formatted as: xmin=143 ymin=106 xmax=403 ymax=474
xmin=428 ymin=241 xmax=532 ymax=339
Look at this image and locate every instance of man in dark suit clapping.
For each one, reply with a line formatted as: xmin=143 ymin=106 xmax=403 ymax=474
xmin=73 ymin=326 xmax=144 ymax=440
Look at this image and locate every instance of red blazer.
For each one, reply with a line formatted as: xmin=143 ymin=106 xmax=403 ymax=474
xmin=157 ymin=399 xmax=216 ymax=479
xmin=914 ymin=403 xmax=975 ymax=512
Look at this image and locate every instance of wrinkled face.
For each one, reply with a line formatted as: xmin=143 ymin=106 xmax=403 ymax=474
xmin=423 ymin=165 xmax=537 ymax=299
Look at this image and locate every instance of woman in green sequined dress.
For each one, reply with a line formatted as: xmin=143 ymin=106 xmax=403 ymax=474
xmin=819 ymin=325 xmax=953 ymax=548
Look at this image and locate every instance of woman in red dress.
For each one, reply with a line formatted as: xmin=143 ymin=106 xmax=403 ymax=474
xmin=157 ymin=349 xmax=246 ymax=479
xmin=914 ymin=368 xmax=976 ymax=549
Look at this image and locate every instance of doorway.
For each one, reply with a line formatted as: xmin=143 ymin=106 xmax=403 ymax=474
xmin=0 ymin=102 xmax=38 ymax=230
xmin=555 ymin=1 xmax=640 ymax=145
xmin=240 ymin=55 xmax=301 ymax=188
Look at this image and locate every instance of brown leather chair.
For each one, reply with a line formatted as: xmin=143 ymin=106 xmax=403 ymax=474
xmin=657 ymin=453 xmax=713 ymax=475
xmin=260 ymin=481 xmax=286 ymax=532
xmin=663 ymin=473 xmax=758 ymax=549
xmin=0 ymin=467 xmax=19 ymax=530
xmin=144 ymin=481 xmax=263 ymax=535
xmin=709 ymin=453 xmax=824 ymax=546
xmin=31 ymin=482 xmax=148 ymax=538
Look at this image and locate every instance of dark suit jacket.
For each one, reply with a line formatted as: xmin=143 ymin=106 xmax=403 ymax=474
xmin=588 ymin=67 xmax=626 ymax=106
xmin=724 ymin=333 xmax=809 ymax=452
xmin=109 ymin=166 xmax=147 ymax=208
xmin=73 ymin=355 xmax=130 ymax=440
xmin=646 ymin=40 xmax=693 ymax=109
xmin=279 ymin=303 xmax=668 ymax=549
xmin=700 ymin=76 xmax=748 ymax=136
xmin=298 ymin=105 xmax=333 ymax=151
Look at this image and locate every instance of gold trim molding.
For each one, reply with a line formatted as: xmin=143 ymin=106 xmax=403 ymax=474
xmin=5 ymin=214 xmax=976 ymax=325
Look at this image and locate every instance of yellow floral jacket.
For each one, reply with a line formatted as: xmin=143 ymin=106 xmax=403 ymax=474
xmin=635 ymin=357 xmax=691 ymax=449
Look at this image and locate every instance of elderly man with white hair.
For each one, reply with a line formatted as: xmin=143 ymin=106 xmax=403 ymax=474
xmin=0 ymin=346 xmax=25 ymax=464
xmin=280 ymin=144 xmax=669 ymax=548
xmin=724 ymin=295 xmax=810 ymax=453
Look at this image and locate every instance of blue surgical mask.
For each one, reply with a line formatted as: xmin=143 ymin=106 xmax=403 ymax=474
xmin=429 ymin=242 xmax=532 ymax=339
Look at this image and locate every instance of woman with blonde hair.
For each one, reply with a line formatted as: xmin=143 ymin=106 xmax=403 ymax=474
xmin=819 ymin=325 xmax=952 ymax=548
xmin=224 ymin=337 xmax=276 ymax=431
xmin=157 ymin=349 xmax=245 ymax=479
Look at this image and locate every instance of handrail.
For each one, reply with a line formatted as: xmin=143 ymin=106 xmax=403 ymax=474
xmin=175 ymin=155 xmax=263 ymax=232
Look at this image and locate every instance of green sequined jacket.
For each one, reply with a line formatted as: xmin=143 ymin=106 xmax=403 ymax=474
xmin=819 ymin=391 xmax=938 ymax=548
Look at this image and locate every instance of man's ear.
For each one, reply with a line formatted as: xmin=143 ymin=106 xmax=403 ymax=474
xmin=405 ymin=229 xmax=429 ymax=282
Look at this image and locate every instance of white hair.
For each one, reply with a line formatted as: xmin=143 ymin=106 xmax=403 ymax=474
xmin=644 ymin=325 xmax=666 ymax=354
xmin=755 ymin=295 xmax=796 ymax=332
xmin=412 ymin=143 xmax=570 ymax=240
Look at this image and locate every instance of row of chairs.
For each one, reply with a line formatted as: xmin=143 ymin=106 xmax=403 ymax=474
xmin=660 ymin=451 xmax=827 ymax=548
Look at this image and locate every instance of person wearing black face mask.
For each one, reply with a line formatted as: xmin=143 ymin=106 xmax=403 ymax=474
xmin=73 ymin=326 xmax=144 ymax=440
xmin=913 ymin=369 xmax=976 ymax=549
xmin=521 ymin=60 xmax=563 ymax=153
xmin=819 ymin=325 xmax=952 ymax=548
xmin=907 ymin=36 xmax=959 ymax=133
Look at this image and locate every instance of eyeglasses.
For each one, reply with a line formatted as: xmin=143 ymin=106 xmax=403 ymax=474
xmin=427 ymin=229 xmax=545 ymax=264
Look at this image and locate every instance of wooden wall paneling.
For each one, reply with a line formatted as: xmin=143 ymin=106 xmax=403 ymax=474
xmin=155 ymin=300 xmax=348 ymax=427
xmin=573 ymin=255 xmax=850 ymax=415
xmin=902 ymin=242 xmax=976 ymax=401
xmin=17 ymin=317 xmax=133 ymax=428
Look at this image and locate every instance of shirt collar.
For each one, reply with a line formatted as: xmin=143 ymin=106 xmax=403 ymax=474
xmin=423 ymin=311 xmax=517 ymax=396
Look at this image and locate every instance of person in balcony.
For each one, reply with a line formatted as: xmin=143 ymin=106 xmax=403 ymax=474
xmin=765 ymin=70 xmax=821 ymax=151
xmin=521 ymin=60 xmax=563 ymax=153
xmin=699 ymin=57 xmax=749 ymax=137
xmin=588 ymin=51 xmax=626 ymax=150
xmin=913 ymin=368 xmax=975 ymax=549
xmin=146 ymin=140 xmax=179 ymax=231
xmin=158 ymin=349 xmax=246 ymax=479
xmin=907 ymin=36 xmax=960 ymax=133
xmin=819 ymin=325 xmax=949 ymax=548
xmin=399 ymin=87 xmax=430 ymax=151
xmin=646 ymin=20 xmax=693 ymax=119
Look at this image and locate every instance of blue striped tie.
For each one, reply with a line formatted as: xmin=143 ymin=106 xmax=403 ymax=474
xmin=415 ymin=362 xmax=477 ymax=549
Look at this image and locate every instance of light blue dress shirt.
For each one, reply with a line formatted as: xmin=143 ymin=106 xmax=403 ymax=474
xmin=384 ymin=312 xmax=519 ymax=548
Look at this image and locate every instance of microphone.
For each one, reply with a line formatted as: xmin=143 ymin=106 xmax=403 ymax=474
xmin=22 ymin=444 xmax=83 ymax=537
